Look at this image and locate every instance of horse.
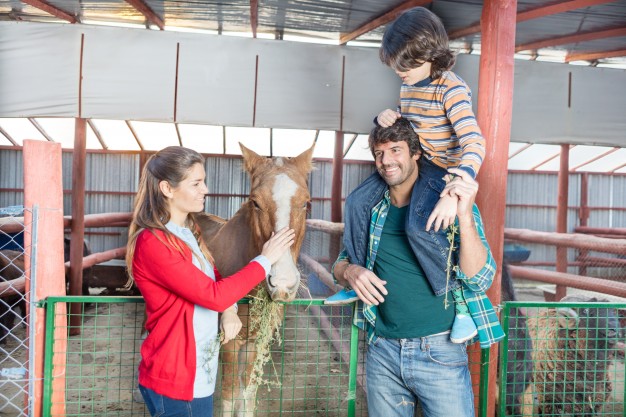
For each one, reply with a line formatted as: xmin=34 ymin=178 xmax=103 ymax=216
xmin=196 ymin=143 xmax=314 ymax=416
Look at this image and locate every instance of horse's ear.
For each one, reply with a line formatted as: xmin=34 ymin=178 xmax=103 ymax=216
xmin=239 ymin=143 xmax=265 ymax=173
xmin=292 ymin=144 xmax=315 ymax=174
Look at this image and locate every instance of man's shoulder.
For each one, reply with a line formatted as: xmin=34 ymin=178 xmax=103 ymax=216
xmin=346 ymin=171 xmax=387 ymax=206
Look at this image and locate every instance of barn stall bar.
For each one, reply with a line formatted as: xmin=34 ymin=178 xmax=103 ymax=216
xmin=2 ymin=0 xmax=626 ymax=416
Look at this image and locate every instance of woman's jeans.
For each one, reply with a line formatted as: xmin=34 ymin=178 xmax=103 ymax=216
xmin=139 ymin=385 xmax=214 ymax=417
xmin=366 ymin=332 xmax=474 ymax=417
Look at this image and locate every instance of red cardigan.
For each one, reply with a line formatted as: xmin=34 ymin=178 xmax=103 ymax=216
xmin=133 ymin=229 xmax=266 ymax=400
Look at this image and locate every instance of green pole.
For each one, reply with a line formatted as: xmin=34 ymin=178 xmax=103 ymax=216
xmin=42 ymin=298 xmax=55 ymax=417
xmin=478 ymin=347 xmax=491 ymax=417
xmin=498 ymin=304 xmax=511 ymax=417
xmin=347 ymin=304 xmax=359 ymax=417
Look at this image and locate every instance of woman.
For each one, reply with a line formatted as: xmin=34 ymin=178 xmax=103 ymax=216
xmin=126 ymin=146 xmax=295 ymax=416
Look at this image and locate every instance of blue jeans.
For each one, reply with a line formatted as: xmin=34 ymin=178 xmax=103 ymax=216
xmin=139 ymin=385 xmax=214 ymax=417
xmin=366 ymin=332 xmax=474 ymax=417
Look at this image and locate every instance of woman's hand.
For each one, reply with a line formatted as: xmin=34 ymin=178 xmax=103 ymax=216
xmin=220 ymin=306 xmax=242 ymax=344
xmin=261 ymin=227 xmax=295 ymax=264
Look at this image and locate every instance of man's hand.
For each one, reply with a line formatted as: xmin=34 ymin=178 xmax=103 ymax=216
xmin=426 ymin=194 xmax=458 ymax=232
xmin=343 ymin=264 xmax=388 ymax=306
xmin=220 ymin=307 xmax=242 ymax=345
xmin=377 ymin=109 xmax=401 ymax=127
xmin=440 ymin=169 xmax=478 ymax=221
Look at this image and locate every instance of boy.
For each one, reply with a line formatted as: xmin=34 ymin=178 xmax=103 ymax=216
xmin=326 ymin=7 xmax=485 ymax=344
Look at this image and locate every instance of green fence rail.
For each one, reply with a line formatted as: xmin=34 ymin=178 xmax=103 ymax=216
xmin=499 ymin=301 xmax=625 ymax=417
xmin=42 ymin=296 xmax=491 ymax=416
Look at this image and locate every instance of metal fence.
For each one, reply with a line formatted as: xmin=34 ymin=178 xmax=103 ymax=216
xmin=41 ymin=297 xmax=489 ymax=417
xmin=0 ymin=206 xmax=35 ymax=417
xmin=499 ymin=301 xmax=625 ymax=417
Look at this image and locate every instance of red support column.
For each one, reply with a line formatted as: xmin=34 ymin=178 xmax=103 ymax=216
xmin=330 ymin=132 xmax=345 ymax=263
xmin=69 ymin=118 xmax=87 ymax=335
xmin=23 ymin=140 xmax=66 ymax=417
xmin=578 ymin=173 xmax=589 ymax=275
xmin=555 ymin=144 xmax=569 ymax=300
xmin=474 ymin=1 xmax=517 ymax=416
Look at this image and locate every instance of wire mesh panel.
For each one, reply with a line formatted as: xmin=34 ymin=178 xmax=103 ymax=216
xmin=499 ymin=301 xmax=626 ymax=417
xmin=0 ymin=206 xmax=32 ymax=417
xmin=44 ymin=297 xmax=149 ymax=417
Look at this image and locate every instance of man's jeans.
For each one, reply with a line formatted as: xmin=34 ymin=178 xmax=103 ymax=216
xmin=366 ymin=332 xmax=474 ymax=417
xmin=139 ymin=384 xmax=214 ymax=417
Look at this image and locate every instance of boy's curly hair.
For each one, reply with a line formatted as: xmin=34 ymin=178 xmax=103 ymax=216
xmin=380 ymin=7 xmax=455 ymax=80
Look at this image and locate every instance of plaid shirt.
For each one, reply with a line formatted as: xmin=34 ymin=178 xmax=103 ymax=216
xmin=333 ymin=190 xmax=505 ymax=348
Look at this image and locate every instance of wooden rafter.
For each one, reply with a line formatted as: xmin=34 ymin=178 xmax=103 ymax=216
xmin=250 ymin=0 xmax=258 ymax=38
xmin=21 ymin=0 xmax=77 ymax=23
xmin=339 ymin=0 xmax=432 ymax=45
xmin=126 ymin=121 xmax=144 ymax=150
xmin=516 ymin=25 xmax=626 ymax=52
xmin=565 ymin=48 xmax=626 ymax=62
xmin=571 ymin=147 xmax=619 ymax=171
xmin=508 ymin=143 xmax=533 ymax=159
xmin=28 ymin=118 xmax=54 ymax=142
xmin=174 ymin=123 xmax=183 ymax=146
xmin=125 ymin=0 xmax=164 ymax=30
xmin=449 ymin=0 xmax=616 ymax=40
xmin=86 ymin=119 xmax=108 ymax=150
xmin=343 ymin=134 xmax=359 ymax=157
xmin=0 ymin=126 xmax=18 ymax=146
xmin=610 ymin=160 xmax=626 ymax=173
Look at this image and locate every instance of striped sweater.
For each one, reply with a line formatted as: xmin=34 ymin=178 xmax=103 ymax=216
xmin=399 ymin=71 xmax=485 ymax=179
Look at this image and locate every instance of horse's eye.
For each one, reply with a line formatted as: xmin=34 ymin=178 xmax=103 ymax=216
xmin=251 ymin=200 xmax=261 ymax=210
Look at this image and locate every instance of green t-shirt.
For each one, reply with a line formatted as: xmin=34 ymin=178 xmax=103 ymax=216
xmin=373 ymin=204 xmax=454 ymax=339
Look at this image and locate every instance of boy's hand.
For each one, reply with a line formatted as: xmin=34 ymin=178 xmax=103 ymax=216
xmin=426 ymin=194 xmax=458 ymax=232
xmin=441 ymin=169 xmax=479 ymax=221
xmin=377 ymin=109 xmax=401 ymax=127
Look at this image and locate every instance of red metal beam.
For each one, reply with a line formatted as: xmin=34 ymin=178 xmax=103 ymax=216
xmin=475 ymin=1 xmax=517 ymax=416
xmin=529 ymin=150 xmax=560 ymax=170
xmin=566 ymin=48 xmax=626 ymax=62
xmin=508 ymin=143 xmax=532 ymax=159
xmin=250 ymin=0 xmax=258 ymax=38
xmin=516 ymin=25 xmax=626 ymax=52
xmin=0 ymin=125 xmax=18 ymax=146
xmin=449 ymin=0 xmax=615 ymax=40
xmin=86 ymin=119 xmax=107 ymax=150
xmin=125 ymin=0 xmax=164 ymax=30
xmin=509 ymin=265 xmax=626 ymax=298
xmin=339 ymin=0 xmax=432 ymax=45
xmin=504 ymin=228 xmax=626 ymax=255
xmin=21 ymin=0 xmax=77 ymax=23
xmin=27 ymin=118 xmax=54 ymax=142
xmin=555 ymin=144 xmax=569 ymax=300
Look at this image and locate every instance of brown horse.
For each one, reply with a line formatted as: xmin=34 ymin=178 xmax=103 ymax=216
xmin=196 ymin=143 xmax=313 ymax=416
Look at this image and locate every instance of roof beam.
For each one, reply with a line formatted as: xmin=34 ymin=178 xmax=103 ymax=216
xmin=343 ymin=134 xmax=359 ymax=158
xmin=565 ymin=47 xmax=626 ymax=62
xmin=86 ymin=119 xmax=108 ymax=150
xmin=449 ymin=0 xmax=616 ymax=40
xmin=21 ymin=0 xmax=77 ymax=23
xmin=516 ymin=25 xmax=626 ymax=52
xmin=339 ymin=0 xmax=432 ymax=45
xmin=28 ymin=118 xmax=54 ymax=142
xmin=124 ymin=0 xmax=164 ymax=30
xmin=571 ymin=147 xmax=619 ymax=171
xmin=508 ymin=143 xmax=533 ymax=159
xmin=126 ymin=121 xmax=144 ymax=151
xmin=0 ymin=126 xmax=18 ymax=146
xmin=250 ymin=0 xmax=258 ymax=38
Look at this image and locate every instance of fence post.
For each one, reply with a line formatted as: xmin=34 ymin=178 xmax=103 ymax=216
xmin=23 ymin=140 xmax=67 ymax=417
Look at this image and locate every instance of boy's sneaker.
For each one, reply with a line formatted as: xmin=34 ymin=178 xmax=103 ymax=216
xmin=450 ymin=314 xmax=478 ymax=344
xmin=324 ymin=288 xmax=359 ymax=305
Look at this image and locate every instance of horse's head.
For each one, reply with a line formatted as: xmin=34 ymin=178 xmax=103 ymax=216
xmin=240 ymin=143 xmax=313 ymax=302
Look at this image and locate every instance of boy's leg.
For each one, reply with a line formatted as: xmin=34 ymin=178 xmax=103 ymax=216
xmin=449 ymin=288 xmax=477 ymax=344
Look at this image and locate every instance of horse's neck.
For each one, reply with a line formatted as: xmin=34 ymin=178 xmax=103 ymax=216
xmin=207 ymin=208 xmax=257 ymax=277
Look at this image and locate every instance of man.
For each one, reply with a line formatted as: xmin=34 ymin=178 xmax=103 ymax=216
xmin=331 ymin=118 xmax=503 ymax=417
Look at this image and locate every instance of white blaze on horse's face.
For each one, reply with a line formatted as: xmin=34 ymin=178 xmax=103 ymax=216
xmin=268 ymin=170 xmax=300 ymax=301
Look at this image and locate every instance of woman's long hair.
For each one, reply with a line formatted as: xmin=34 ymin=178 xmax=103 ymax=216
xmin=125 ymin=146 xmax=214 ymax=287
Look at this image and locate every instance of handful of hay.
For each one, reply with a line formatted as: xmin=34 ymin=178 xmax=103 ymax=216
xmin=246 ymin=289 xmax=283 ymax=393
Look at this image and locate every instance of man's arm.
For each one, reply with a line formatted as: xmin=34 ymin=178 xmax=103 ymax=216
xmin=332 ymin=250 xmax=388 ymax=306
xmin=444 ymin=169 xmax=496 ymax=292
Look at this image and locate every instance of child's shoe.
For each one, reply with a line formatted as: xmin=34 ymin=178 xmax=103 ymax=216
xmin=450 ymin=314 xmax=477 ymax=344
xmin=324 ymin=288 xmax=359 ymax=305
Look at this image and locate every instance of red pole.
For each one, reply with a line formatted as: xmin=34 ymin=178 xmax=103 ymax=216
xmin=330 ymin=131 xmax=344 ymax=263
xmin=23 ymin=140 xmax=67 ymax=417
xmin=69 ymin=118 xmax=87 ymax=335
xmin=474 ymin=1 xmax=517 ymax=416
xmin=555 ymin=144 xmax=569 ymax=300
xmin=578 ymin=173 xmax=589 ymax=275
